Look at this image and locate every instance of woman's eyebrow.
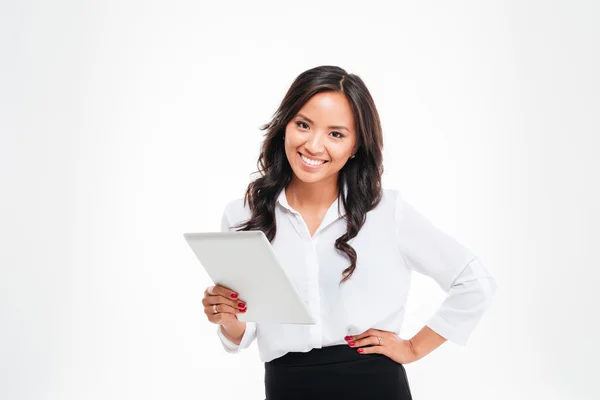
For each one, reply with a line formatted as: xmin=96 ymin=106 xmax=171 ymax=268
xmin=296 ymin=113 xmax=350 ymax=132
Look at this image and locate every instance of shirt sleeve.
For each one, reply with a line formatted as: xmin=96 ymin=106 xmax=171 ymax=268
xmin=425 ymin=258 xmax=497 ymax=345
xmin=215 ymin=201 xmax=257 ymax=353
xmin=216 ymin=322 xmax=257 ymax=353
xmin=394 ymin=192 xmax=497 ymax=345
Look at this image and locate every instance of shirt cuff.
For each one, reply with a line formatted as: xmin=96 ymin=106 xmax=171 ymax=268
xmin=216 ymin=322 xmax=257 ymax=353
xmin=425 ymin=258 xmax=497 ymax=346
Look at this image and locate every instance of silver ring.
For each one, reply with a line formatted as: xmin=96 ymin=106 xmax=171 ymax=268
xmin=377 ymin=336 xmax=382 ymax=345
xmin=213 ymin=304 xmax=218 ymax=314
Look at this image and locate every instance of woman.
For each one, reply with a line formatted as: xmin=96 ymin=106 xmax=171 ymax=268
xmin=202 ymin=65 xmax=497 ymax=399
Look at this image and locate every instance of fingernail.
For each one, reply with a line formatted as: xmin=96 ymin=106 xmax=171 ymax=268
xmin=344 ymin=336 xmax=353 ymax=341
xmin=238 ymin=302 xmax=246 ymax=308
xmin=357 ymin=348 xmax=363 ymax=353
xmin=349 ymin=342 xmax=355 ymax=346
xmin=240 ymin=308 xmax=246 ymax=313
xmin=231 ymin=293 xmax=239 ymax=299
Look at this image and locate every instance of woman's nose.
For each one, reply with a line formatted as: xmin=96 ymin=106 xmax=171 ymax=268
xmin=305 ymin=132 xmax=326 ymax=154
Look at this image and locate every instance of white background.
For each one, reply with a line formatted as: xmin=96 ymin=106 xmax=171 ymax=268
xmin=1 ymin=1 xmax=599 ymax=399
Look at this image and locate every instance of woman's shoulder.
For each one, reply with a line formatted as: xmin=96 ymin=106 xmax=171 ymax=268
xmin=379 ymin=187 xmax=403 ymax=208
xmin=380 ymin=187 xmax=421 ymax=216
xmin=381 ymin=187 xmax=401 ymax=199
xmin=222 ymin=188 xmax=404 ymax=221
xmin=374 ymin=187 xmax=414 ymax=221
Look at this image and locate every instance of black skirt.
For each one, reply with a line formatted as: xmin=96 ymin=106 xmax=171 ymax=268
xmin=264 ymin=344 xmax=412 ymax=400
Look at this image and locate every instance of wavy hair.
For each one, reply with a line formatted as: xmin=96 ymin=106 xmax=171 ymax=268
xmin=232 ymin=65 xmax=384 ymax=284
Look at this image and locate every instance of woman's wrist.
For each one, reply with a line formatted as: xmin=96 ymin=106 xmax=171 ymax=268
xmin=220 ymin=320 xmax=246 ymax=345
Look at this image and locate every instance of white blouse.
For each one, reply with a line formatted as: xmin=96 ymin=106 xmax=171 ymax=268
xmin=216 ymin=186 xmax=497 ymax=363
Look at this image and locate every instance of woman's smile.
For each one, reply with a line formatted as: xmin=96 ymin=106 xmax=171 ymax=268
xmin=298 ymin=152 xmax=328 ymax=169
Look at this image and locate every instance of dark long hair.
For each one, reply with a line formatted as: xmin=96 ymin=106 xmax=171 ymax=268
xmin=232 ymin=65 xmax=384 ymax=284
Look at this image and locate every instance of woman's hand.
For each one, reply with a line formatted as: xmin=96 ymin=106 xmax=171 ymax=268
xmin=345 ymin=328 xmax=419 ymax=364
xmin=202 ymin=285 xmax=247 ymax=326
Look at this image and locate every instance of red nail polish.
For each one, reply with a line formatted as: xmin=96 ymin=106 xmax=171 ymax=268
xmin=238 ymin=302 xmax=245 ymax=308
xmin=349 ymin=342 xmax=355 ymax=346
xmin=357 ymin=348 xmax=363 ymax=353
xmin=231 ymin=293 xmax=239 ymax=299
xmin=344 ymin=336 xmax=353 ymax=341
xmin=240 ymin=308 xmax=246 ymax=313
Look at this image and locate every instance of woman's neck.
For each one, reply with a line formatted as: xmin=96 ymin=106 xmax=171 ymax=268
xmin=285 ymin=176 xmax=339 ymax=212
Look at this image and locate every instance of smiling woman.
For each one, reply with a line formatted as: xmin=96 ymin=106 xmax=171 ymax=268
xmin=234 ymin=65 xmax=385 ymax=281
xmin=201 ymin=65 xmax=497 ymax=400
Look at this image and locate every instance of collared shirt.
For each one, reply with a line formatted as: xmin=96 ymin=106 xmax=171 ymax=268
xmin=216 ymin=186 xmax=497 ymax=363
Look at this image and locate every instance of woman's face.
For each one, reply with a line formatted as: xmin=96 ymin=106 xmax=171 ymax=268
xmin=284 ymin=91 xmax=357 ymax=185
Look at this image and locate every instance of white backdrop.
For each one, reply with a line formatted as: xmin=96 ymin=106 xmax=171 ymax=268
xmin=1 ymin=1 xmax=599 ymax=399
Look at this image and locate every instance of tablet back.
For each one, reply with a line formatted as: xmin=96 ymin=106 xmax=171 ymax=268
xmin=184 ymin=231 xmax=316 ymax=324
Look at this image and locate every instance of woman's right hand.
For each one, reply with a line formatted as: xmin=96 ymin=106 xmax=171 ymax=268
xmin=202 ymin=285 xmax=247 ymax=326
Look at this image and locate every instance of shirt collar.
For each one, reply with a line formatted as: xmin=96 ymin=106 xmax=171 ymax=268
xmin=277 ymin=181 xmax=348 ymax=220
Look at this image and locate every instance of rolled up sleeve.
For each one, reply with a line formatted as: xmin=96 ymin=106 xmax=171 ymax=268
xmin=216 ymin=322 xmax=257 ymax=353
xmin=425 ymin=258 xmax=497 ymax=345
xmin=394 ymin=192 xmax=497 ymax=345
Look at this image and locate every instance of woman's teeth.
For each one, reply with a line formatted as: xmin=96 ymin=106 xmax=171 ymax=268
xmin=300 ymin=154 xmax=325 ymax=166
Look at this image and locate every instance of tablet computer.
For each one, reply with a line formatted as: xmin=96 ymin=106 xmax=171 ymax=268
xmin=184 ymin=231 xmax=316 ymax=325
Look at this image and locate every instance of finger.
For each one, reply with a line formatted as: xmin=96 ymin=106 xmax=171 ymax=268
xmin=356 ymin=345 xmax=386 ymax=355
xmin=348 ymin=328 xmax=385 ymax=341
xmin=204 ymin=303 xmax=246 ymax=317
xmin=349 ymin=336 xmax=380 ymax=348
xmin=205 ymin=285 xmax=240 ymax=301
xmin=202 ymin=294 xmax=247 ymax=311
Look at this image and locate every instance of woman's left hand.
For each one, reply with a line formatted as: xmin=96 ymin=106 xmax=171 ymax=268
xmin=345 ymin=328 xmax=419 ymax=364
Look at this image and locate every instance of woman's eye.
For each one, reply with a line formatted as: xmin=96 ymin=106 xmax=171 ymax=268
xmin=295 ymin=122 xmax=343 ymax=138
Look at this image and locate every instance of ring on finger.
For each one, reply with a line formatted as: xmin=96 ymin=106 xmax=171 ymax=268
xmin=213 ymin=304 xmax=218 ymax=314
xmin=377 ymin=336 xmax=382 ymax=345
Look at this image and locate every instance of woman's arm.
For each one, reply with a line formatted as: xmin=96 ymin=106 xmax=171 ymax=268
xmin=408 ymin=260 xmax=497 ymax=361
xmin=216 ymin=201 xmax=258 ymax=352
xmin=409 ymin=325 xmax=447 ymax=361
xmin=394 ymin=190 xmax=498 ymax=349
